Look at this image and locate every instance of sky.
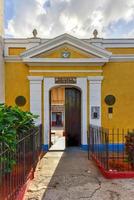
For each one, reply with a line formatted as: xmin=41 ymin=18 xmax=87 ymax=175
xmin=4 ymin=0 xmax=134 ymax=38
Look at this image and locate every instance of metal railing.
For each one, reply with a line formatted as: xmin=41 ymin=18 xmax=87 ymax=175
xmin=0 ymin=125 xmax=42 ymax=200
xmin=89 ymin=125 xmax=134 ymax=172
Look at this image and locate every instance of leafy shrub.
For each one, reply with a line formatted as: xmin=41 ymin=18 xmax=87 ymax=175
xmin=0 ymin=104 xmax=38 ymax=173
xmin=125 ymin=132 xmax=134 ymax=170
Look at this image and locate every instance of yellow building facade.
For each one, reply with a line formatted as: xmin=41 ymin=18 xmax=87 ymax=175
xmin=3 ymin=33 xmax=134 ymax=150
xmin=0 ymin=0 xmax=4 ymax=103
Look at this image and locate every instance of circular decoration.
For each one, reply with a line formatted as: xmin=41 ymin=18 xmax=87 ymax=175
xmin=61 ymin=51 xmax=71 ymax=58
xmin=15 ymin=96 xmax=26 ymax=107
xmin=105 ymin=95 xmax=116 ymax=106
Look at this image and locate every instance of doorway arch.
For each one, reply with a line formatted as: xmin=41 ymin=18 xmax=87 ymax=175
xmin=43 ymin=77 xmax=87 ymax=151
xmin=49 ymin=86 xmax=82 ymax=149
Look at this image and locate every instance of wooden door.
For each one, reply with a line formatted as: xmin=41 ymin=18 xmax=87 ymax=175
xmin=65 ymin=88 xmax=81 ymax=146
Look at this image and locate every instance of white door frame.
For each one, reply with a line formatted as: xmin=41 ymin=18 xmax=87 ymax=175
xmin=43 ymin=77 xmax=88 ymax=151
xmin=28 ymin=76 xmax=103 ymax=151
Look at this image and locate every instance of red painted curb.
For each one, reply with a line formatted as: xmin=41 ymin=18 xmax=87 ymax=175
xmin=16 ymin=168 xmax=35 ymax=200
xmin=91 ymin=154 xmax=134 ymax=179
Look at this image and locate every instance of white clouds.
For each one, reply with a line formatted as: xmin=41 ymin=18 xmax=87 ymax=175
xmin=5 ymin=0 xmax=134 ymax=38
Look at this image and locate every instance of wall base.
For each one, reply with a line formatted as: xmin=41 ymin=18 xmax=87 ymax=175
xmin=42 ymin=144 xmax=49 ymax=152
xmin=91 ymin=154 xmax=134 ymax=179
xmin=90 ymin=144 xmax=124 ymax=152
xmin=81 ymin=144 xmax=88 ymax=151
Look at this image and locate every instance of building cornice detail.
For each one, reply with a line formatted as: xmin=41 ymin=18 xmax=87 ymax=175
xmin=5 ymin=54 xmax=134 ymax=63
xmin=29 ymin=69 xmax=103 ymax=73
xmin=110 ymin=55 xmax=134 ymax=62
xmin=4 ymin=56 xmax=22 ymax=62
xmin=23 ymin=57 xmax=108 ymax=66
xmin=5 ymin=36 xmax=134 ymax=49
xmin=88 ymin=76 xmax=104 ymax=81
xmin=27 ymin=76 xmax=44 ymax=81
xmin=20 ymin=33 xmax=111 ymax=59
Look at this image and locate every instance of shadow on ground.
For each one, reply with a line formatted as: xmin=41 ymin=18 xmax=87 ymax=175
xmin=25 ymin=148 xmax=134 ymax=200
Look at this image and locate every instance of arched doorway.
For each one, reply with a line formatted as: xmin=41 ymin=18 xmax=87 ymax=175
xmin=49 ymin=86 xmax=81 ymax=150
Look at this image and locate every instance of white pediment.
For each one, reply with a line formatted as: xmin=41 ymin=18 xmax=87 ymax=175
xmin=21 ymin=33 xmax=112 ymax=59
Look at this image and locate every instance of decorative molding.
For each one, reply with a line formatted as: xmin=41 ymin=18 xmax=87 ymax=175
xmin=88 ymin=76 xmax=104 ymax=81
xmin=104 ymin=44 xmax=134 ymax=48
xmin=29 ymin=69 xmax=103 ymax=73
xmin=4 ymin=36 xmax=134 ymax=54
xmin=20 ymin=33 xmax=112 ymax=59
xmin=110 ymin=55 xmax=134 ymax=62
xmin=27 ymin=76 xmax=44 ymax=81
xmin=23 ymin=57 xmax=109 ymax=66
xmin=4 ymin=56 xmax=22 ymax=62
xmin=5 ymin=54 xmax=134 ymax=63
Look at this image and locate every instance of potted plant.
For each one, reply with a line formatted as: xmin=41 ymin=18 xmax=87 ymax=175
xmin=125 ymin=132 xmax=134 ymax=170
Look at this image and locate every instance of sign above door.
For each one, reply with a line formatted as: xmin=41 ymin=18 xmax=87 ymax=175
xmin=55 ymin=77 xmax=77 ymax=84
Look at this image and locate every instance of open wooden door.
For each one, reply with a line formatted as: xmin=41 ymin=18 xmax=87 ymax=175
xmin=65 ymin=88 xmax=81 ymax=146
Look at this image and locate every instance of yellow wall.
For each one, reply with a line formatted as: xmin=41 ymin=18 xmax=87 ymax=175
xmin=36 ymin=46 xmax=96 ymax=58
xmin=5 ymin=62 xmax=29 ymax=111
xmin=102 ymin=62 xmax=134 ymax=129
xmin=5 ymin=46 xmax=134 ymax=130
xmin=9 ymin=48 xmax=26 ymax=55
xmin=106 ymin=48 xmax=134 ymax=54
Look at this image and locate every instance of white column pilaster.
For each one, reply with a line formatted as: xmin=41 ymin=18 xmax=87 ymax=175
xmin=28 ymin=76 xmax=43 ymax=125
xmin=43 ymin=78 xmax=55 ymax=148
xmin=88 ymin=76 xmax=103 ymax=126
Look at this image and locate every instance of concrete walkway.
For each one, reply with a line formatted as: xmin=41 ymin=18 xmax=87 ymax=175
xmin=25 ymin=148 xmax=134 ymax=200
xmin=49 ymin=137 xmax=65 ymax=151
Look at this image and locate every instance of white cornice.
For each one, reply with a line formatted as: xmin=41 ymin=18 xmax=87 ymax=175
xmin=27 ymin=76 xmax=44 ymax=81
xmin=29 ymin=69 xmax=103 ymax=73
xmin=4 ymin=35 xmax=134 ymax=50
xmin=5 ymin=54 xmax=134 ymax=63
xmin=88 ymin=76 xmax=104 ymax=81
xmin=4 ymin=56 xmax=22 ymax=62
xmin=110 ymin=55 xmax=134 ymax=62
xmin=23 ymin=57 xmax=108 ymax=66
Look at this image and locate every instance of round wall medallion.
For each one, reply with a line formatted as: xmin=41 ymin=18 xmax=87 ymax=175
xmin=105 ymin=95 xmax=116 ymax=106
xmin=15 ymin=96 xmax=26 ymax=107
xmin=61 ymin=51 xmax=71 ymax=58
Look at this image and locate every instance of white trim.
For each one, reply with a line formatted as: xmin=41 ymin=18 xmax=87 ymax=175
xmin=110 ymin=55 xmax=134 ymax=62
xmin=4 ymin=54 xmax=134 ymax=62
xmin=43 ymin=77 xmax=87 ymax=147
xmin=4 ymin=36 xmax=134 ymax=51
xmin=28 ymin=76 xmax=44 ymax=81
xmin=89 ymin=77 xmax=103 ymax=126
xmin=104 ymin=44 xmax=134 ymax=48
xmin=4 ymin=56 xmax=22 ymax=62
xmin=29 ymin=70 xmax=103 ymax=73
xmin=28 ymin=76 xmax=43 ymax=125
xmin=21 ymin=33 xmax=111 ymax=58
xmin=23 ymin=57 xmax=108 ymax=66
xmin=88 ymin=76 xmax=104 ymax=81
xmin=4 ymin=39 xmax=42 ymax=56
xmin=23 ymin=57 xmax=108 ymax=63
xmin=4 ymin=44 xmax=27 ymax=57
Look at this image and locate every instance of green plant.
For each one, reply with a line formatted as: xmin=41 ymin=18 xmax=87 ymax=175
xmin=125 ymin=132 xmax=134 ymax=170
xmin=0 ymin=104 xmax=38 ymax=173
